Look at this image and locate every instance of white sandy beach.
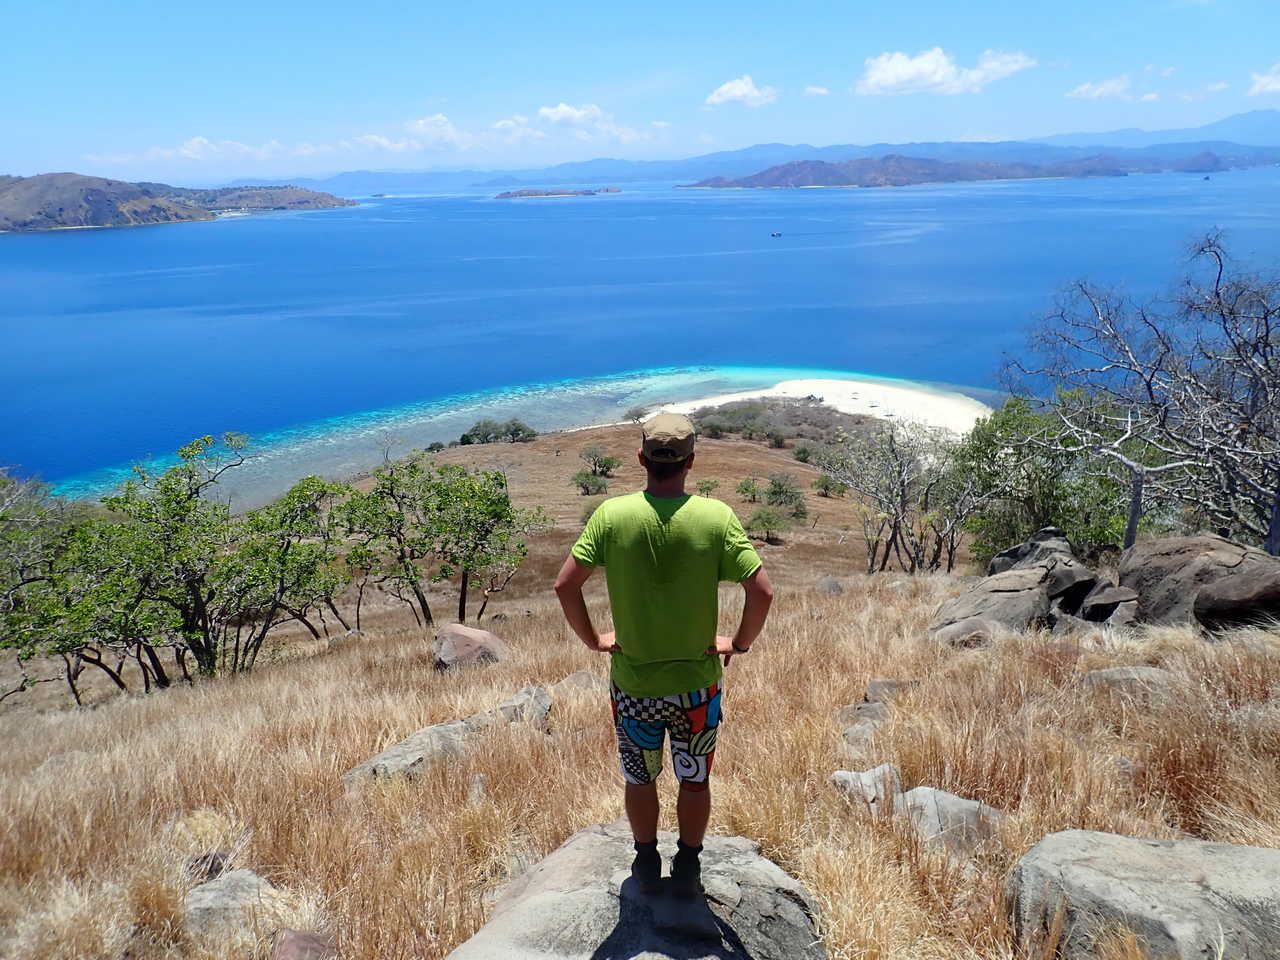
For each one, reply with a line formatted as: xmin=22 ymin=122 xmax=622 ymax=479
xmin=660 ymin=377 xmax=993 ymax=434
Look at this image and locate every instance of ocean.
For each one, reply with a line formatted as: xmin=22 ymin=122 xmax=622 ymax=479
xmin=4 ymin=167 xmax=1279 ymax=507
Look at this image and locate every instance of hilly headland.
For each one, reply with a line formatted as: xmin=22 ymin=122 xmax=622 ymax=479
xmin=0 ymin=172 xmax=355 ymax=232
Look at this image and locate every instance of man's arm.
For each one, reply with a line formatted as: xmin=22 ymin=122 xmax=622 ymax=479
xmin=709 ymin=566 xmax=774 ymax=665
xmin=553 ymin=556 xmax=618 ymax=653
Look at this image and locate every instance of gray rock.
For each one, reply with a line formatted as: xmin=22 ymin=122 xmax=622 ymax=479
xmin=433 ymin=623 xmax=510 ymax=670
xmin=1194 ymin=565 xmax=1280 ymax=631
xmin=1038 ymin=555 xmax=1100 ymax=612
xmin=344 ymin=686 xmax=551 ymax=784
xmin=835 ymin=701 xmax=889 ymax=726
xmin=930 ymin=566 xmax=1052 ymax=642
xmin=272 ymin=930 xmax=336 ymax=960
xmin=841 ymin=719 xmax=884 ymax=746
xmin=1009 ymin=830 xmax=1280 ymax=960
xmin=832 ymin=764 xmax=902 ymax=814
xmin=445 ymin=820 xmax=826 ymax=959
xmin=988 ymin=527 xmax=1074 ymax=575
xmin=815 ymin=576 xmax=844 ymax=595
xmin=1083 ymin=666 xmax=1175 ymax=703
xmin=864 ymin=678 xmax=914 ymax=703
xmin=552 ymin=670 xmax=610 ymax=698
xmin=1079 ymin=582 xmax=1140 ymax=622
xmin=1051 ymin=613 xmax=1095 ymax=638
xmin=1119 ymin=535 xmax=1280 ymax=625
xmin=930 ymin=617 xmax=1006 ymax=648
xmin=898 ymin=787 xmax=1005 ymax=859
xmin=184 ymin=869 xmax=283 ymax=937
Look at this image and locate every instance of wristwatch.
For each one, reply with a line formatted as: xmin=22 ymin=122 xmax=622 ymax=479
xmin=731 ymin=640 xmax=751 ymax=654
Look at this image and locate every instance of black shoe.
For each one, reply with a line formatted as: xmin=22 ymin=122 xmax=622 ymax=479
xmin=631 ymin=841 xmax=661 ymax=893
xmin=670 ymin=841 xmax=702 ymax=897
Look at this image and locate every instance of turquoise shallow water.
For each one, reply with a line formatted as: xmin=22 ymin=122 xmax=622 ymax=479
xmin=49 ymin=364 xmax=999 ymax=508
xmin=4 ymin=168 xmax=1280 ymax=505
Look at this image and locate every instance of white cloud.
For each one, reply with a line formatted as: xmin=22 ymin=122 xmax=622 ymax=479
xmin=1140 ymin=92 xmax=1160 ymax=102
xmin=705 ymin=75 xmax=777 ymax=107
xmin=536 ymin=102 xmax=644 ymax=143
xmin=1161 ymin=66 xmax=1176 ymax=77
xmin=491 ymin=115 xmax=547 ymax=145
xmin=402 ymin=113 xmax=474 ymax=149
xmin=1207 ymin=81 xmax=1230 ymax=92
xmin=537 ymin=102 xmax=606 ymax=125
xmin=1066 ymin=75 xmax=1132 ymax=100
xmin=1249 ymin=64 xmax=1280 ymax=95
xmin=855 ymin=47 xmax=1036 ymax=95
xmin=804 ymin=85 xmax=830 ymax=96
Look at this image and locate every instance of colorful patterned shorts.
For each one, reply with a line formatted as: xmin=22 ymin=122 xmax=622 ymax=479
xmin=612 ymin=681 xmax=722 ymax=791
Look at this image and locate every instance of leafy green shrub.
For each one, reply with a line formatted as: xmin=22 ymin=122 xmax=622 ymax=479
xmin=580 ymin=445 xmax=621 ymax=477
xmin=767 ymin=430 xmax=787 ymax=449
xmin=765 ymin=473 xmax=805 ymax=515
xmin=426 ymin=441 xmax=446 ymax=453
xmin=699 ymin=419 xmax=727 ymax=439
xmin=696 ymin=479 xmax=720 ymax=497
xmin=572 ymin=471 xmax=609 ymax=496
xmin=624 ymin=405 xmax=648 ymax=423
xmin=745 ymin=507 xmax=791 ymax=543
xmin=502 ymin=419 xmax=538 ymax=442
xmin=736 ymin=477 xmax=761 ymax=503
xmin=812 ymin=474 xmax=847 ymax=497
xmin=793 ymin=445 xmax=813 ymax=463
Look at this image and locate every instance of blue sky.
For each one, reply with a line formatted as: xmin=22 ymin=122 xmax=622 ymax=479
xmin=4 ymin=0 xmax=1278 ymax=182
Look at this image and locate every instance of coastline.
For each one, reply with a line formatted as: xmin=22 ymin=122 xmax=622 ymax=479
xmin=48 ymin=366 xmax=996 ymax=510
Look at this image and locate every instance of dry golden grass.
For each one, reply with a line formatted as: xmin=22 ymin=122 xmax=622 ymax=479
xmin=2 ymin=564 xmax=1278 ymax=959
xmin=3 ymin=430 xmax=1279 ymax=958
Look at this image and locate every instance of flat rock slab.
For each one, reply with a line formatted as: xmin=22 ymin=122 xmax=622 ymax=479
xmin=184 ymin=869 xmax=283 ymax=937
xmin=1009 ymin=829 xmax=1280 ymax=960
xmin=434 ymin=623 xmax=510 ymax=670
xmin=930 ymin=566 xmax=1052 ymax=641
xmin=1083 ymin=666 xmax=1174 ymax=703
xmin=899 ymin=787 xmax=1005 ymax=859
xmin=987 ymin=527 xmax=1075 ymax=575
xmin=1194 ymin=565 xmax=1280 ymax=631
xmin=832 ymin=764 xmax=902 ymax=814
xmin=445 ymin=821 xmax=826 ymax=960
xmin=344 ymin=686 xmax=550 ymax=784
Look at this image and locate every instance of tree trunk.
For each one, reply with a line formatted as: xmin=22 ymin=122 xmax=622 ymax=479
xmin=141 ymin=643 xmax=171 ymax=689
xmin=355 ymin=583 xmax=366 ymax=632
xmin=61 ymin=654 xmax=84 ymax=707
xmin=325 ymin=597 xmax=351 ymax=632
xmin=1124 ymin=469 xmax=1145 ymax=549
xmin=457 ymin=569 xmax=469 ymax=623
xmin=79 ymin=648 xmax=128 ymax=693
xmin=408 ymin=578 xmax=434 ymax=627
xmin=1266 ymin=480 xmax=1280 ymax=556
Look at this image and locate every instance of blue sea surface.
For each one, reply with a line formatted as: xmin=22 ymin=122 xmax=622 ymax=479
xmin=3 ymin=167 xmax=1279 ymax=506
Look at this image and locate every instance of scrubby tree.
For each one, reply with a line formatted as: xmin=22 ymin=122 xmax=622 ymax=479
xmin=625 ymin=406 xmax=649 ymax=424
xmin=580 ymin=445 xmax=621 ymax=477
xmin=501 ymin=419 xmax=538 ymax=443
xmin=572 ymin=471 xmax=609 ymax=496
xmin=812 ymin=474 xmax=848 ymax=498
xmin=696 ymin=479 xmax=720 ymax=497
xmin=745 ymin=507 xmax=790 ymax=544
xmin=736 ymin=477 xmax=761 ymax=503
xmin=765 ymin=473 xmax=805 ymax=516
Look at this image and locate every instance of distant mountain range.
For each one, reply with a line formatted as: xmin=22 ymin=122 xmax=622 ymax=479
xmin=691 ymin=149 xmax=1260 ymax=190
xmin=0 ymin=173 xmax=354 ymax=232
xmin=223 ymin=110 xmax=1280 ymax=196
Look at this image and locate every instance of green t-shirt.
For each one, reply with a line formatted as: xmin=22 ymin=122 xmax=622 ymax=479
xmin=571 ymin=491 xmax=763 ymax=697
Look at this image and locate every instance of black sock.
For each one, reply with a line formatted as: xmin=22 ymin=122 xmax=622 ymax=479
xmin=675 ymin=840 xmax=702 ymax=858
xmin=634 ymin=840 xmax=659 ymax=855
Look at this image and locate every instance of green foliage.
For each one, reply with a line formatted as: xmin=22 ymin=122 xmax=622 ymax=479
xmin=812 ymin=474 xmax=848 ymax=498
xmin=793 ymin=445 xmax=813 ymax=464
xmin=954 ymin=398 xmax=1132 ymax=563
xmin=580 ymin=445 xmax=621 ymax=477
xmin=572 ymin=471 xmax=609 ymax=496
xmin=426 ymin=442 xmax=446 ymax=453
xmin=460 ymin=418 xmax=537 ymax=445
xmin=744 ymin=507 xmax=791 ymax=543
xmin=767 ymin=430 xmax=787 ymax=449
xmin=696 ymin=478 xmax=720 ymax=498
xmin=699 ymin=419 xmax=726 ymax=440
xmin=765 ymin=473 xmax=806 ymax=517
xmin=736 ymin=477 xmax=761 ymax=503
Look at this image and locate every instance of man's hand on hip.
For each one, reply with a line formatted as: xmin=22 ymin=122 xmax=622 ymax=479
xmin=589 ymin=630 xmax=622 ymax=654
xmin=706 ymin=634 xmax=741 ymax=667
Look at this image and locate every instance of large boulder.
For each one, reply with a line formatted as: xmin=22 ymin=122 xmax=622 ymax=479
xmin=1079 ymin=581 xmax=1140 ymax=623
xmin=343 ymin=686 xmax=550 ymax=784
xmin=272 ymin=930 xmax=336 ymax=960
xmin=444 ymin=820 xmax=826 ymax=959
xmin=832 ymin=763 xmax=902 ymax=815
xmin=1194 ymin=565 xmax=1280 ymax=631
xmin=1083 ymin=666 xmax=1175 ymax=703
xmin=1009 ymin=830 xmax=1280 ymax=960
xmin=1119 ymin=535 xmax=1280 ymax=625
xmin=930 ymin=566 xmax=1052 ymax=643
xmin=898 ymin=787 xmax=1005 ymax=859
xmin=184 ymin=869 xmax=284 ymax=938
xmin=988 ymin=527 xmax=1074 ymax=575
xmin=433 ymin=623 xmax=510 ymax=670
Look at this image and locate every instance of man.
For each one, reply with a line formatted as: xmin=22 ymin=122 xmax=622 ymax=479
xmin=553 ymin=412 xmax=774 ymax=896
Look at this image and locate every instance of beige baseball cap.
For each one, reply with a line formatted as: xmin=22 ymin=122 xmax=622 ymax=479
xmin=641 ymin=413 xmax=696 ymax=463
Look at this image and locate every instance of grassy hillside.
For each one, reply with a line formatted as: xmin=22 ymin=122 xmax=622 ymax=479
xmin=2 ymin=428 xmax=1277 ymax=958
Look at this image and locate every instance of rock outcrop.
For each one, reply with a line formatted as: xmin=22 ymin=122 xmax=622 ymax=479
xmin=343 ymin=686 xmax=550 ymax=784
xmin=444 ymin=820 xmax=827 ymax=959
xmin=184 ymin=869 xmax=284 ymax=938
xmin=433 ymin=623 xmax=510 ymax=670
xmin=988 ymin=527 xmax=1074 ymax=575
xmin=898 ymin=787 xmax=1005 ymax=859
xmin=1118 ymin=535 xmax=1280 ymax=625
xmin=929 ymin=566 xmax=1052 ymax=644
xmin=1193 ymin=564 xmax=1280 ymax=631
xmin=1009 ymin=830 xmax=1280 ymax=959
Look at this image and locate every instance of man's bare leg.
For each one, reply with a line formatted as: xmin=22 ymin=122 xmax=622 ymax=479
xmin=676 ymin=783 xmax=710 ymax=847
xmin=625 ymin=783 xmax=659 ymax=843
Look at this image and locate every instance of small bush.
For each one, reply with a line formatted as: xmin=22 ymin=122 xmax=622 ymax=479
xmin=765 ymin=473 xmax=805 ymax=515
xmin=624 ymin=405 xmax=648 ymax=423
xmin=736 ymin=477 xmax=761 ymax=503
xmin=580 ymin=445 xmax=621 ymax=477
xmin=572 ymin=471 xmax=609 ymax=496
xmin=502 ymin=419 xmax=538 ymax=443
xmin=700 ymin=419 xmax=727 ymax=439
xmin=745 ymin=507 xmax=791 ymax=543
xmin=812 ymin=474 xmax=848 ymax=498
xmin=696 ymin=479 xmax=720 ymax=497
xmin=426 ymin=441 xmax=446 ymax=453
xmin=793 ymin=445 xmax=813 ymax=463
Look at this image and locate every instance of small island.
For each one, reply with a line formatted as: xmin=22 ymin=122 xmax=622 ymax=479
xmin=0 ymin=173 xmax=356 ymax=232
xmin=494 ymin=187 xmax=621 ymax=199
